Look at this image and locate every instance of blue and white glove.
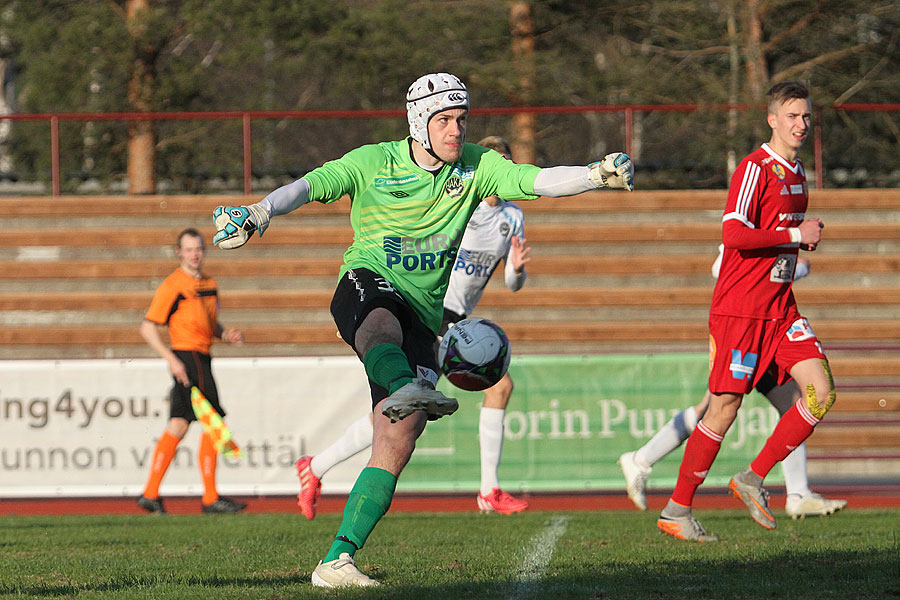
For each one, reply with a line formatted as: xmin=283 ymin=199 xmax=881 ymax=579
xmin=212 ymin=204 xmax=270 ymax=249
xmin=589 ymin=152 xmax=634 ymax=191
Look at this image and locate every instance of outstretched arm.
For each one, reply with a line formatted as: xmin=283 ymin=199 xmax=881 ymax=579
xmin=213 ymin=179 xmax=312 ymax=249
xmin=533 ymin=153 xmax=634 ymax=196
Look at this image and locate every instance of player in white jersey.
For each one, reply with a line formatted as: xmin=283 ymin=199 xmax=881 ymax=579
xmin=618 ymin=248 xmax=846 ymax=518
xmin=295 ymin=136 xmax=532 ymax=519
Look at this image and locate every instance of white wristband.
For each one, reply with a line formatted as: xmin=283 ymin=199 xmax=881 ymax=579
xmin=788 ymin=228 xmax=802 ymax=244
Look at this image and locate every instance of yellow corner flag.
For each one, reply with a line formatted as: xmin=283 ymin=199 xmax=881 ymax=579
xmin=190 ymin=387 xmax=242 ymax=458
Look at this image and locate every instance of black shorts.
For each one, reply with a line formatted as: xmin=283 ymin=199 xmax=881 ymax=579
xmin=754 ymin=366 xmax=779 ymax=397
xmin=330 ymin=268 xmax=440 ymax=406
xmin=168 ymin=350 xmax=225 ymax=421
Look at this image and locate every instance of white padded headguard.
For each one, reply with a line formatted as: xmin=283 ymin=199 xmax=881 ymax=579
xmin=406 ymin=72 xmax=469 ymax=149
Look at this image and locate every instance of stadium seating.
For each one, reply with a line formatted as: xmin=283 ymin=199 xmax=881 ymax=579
xmin=2 ymin=189 xmax=898 ymax=483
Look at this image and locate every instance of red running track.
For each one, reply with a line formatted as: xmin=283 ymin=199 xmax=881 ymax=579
xmin=2 ymin=487 xmax=898 ymax=516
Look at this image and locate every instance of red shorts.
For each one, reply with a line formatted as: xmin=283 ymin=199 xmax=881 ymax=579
xmin=708 ymin=309 xmax=826 ymax=396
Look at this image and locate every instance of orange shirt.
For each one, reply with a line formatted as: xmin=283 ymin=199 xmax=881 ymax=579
xmin=145 ymin=267 xmax=218 ymax=353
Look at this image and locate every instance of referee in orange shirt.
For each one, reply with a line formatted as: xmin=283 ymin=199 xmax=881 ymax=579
xmin=137 ymin=227 xmax=247 ymax=514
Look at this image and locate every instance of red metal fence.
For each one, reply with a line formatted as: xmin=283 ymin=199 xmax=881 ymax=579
xmin=4 ymin=103 xmax=899 ymax=195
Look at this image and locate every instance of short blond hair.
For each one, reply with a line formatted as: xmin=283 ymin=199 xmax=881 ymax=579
xmin=477 ymin=135 xmax=512 ymax=157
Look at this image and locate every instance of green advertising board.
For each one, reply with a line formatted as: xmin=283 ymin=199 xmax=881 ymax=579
xmin=401 ymin=353 xmax=782 ymax=493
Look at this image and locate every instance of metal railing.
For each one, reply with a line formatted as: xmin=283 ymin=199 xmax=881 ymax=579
xmin=3 ymin=103 xmax=899 ymax=195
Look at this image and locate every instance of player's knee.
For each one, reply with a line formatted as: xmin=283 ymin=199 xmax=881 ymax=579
xmin=805 ymin=359 xmax=836 ymax=419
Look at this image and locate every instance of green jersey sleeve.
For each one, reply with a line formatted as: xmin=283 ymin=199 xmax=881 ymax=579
xmin=303 ymin=144 xmax=386 ymax=204
xmin=469 ymin=145 xmax=541 ymax=202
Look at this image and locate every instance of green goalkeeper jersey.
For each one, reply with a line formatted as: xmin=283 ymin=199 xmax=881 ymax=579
xmin=303 ymin=138 xmax=541 ymax=334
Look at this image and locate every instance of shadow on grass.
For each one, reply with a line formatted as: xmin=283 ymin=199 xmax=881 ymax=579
xmin=1 ymin=546 xmax=898 ymax=599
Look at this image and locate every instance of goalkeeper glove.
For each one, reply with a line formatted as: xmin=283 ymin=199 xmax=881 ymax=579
xmin=589 ymin=152 xmax=634 ymax=191
xmin=212 ymin=204 xmax=270 ymax=249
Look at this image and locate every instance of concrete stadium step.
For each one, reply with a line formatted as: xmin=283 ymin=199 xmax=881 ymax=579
xmin=3 ymin=320 xmax=897 ymax=347
xmin=4 ymin=188 xmax=900 ymax=216
xmin=6 ymin=222 xmax=900 ymax=247
xmin=2 ymin=286 xmax=898 ymax=311
xmin=2 ymin=253 xmax=898 ymax=280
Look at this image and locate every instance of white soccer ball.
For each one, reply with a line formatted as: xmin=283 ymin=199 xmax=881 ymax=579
xmin=438 ymin=317 xmax=511 ymax=391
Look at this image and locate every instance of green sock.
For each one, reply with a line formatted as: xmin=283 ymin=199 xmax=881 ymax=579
xmin=323 ymin=467 xmax=397 ymax=562
xmin=363 ymin=343 xmax=415 ymax=395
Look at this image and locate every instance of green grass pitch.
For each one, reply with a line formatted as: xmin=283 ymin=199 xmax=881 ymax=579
xmin=0 ymin=509 xmax=897 ymax=599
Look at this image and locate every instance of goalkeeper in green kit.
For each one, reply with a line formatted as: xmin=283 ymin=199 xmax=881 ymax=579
xmin=212 ymin=72 xmax=634 ymax=587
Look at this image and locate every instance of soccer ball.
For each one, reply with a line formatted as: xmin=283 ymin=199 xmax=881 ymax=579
xmin=438 ymin=318 xmax=511 ymax=391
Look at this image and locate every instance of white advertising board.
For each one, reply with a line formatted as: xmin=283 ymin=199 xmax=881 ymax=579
xmin=0 ymin=357 xmax=373 ymax=498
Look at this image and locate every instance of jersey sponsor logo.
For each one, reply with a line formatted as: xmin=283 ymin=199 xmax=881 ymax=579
xmin=383 ymin=229 xmax=462 ymax=272
xmin=786 ymin=317 xmax=817 ymax=342
xmin=449 ymin=165 xmax=476 ymax=180
xmin=453 ymin=248 xmax=497 ymax=278
xmin=375 ymin=175 xmax=420 ymax=186
xmin=389 ymin=190 xmax=410 ymax=198
xmin=444 ymin=175 xmax=464 ymax=198
xmin=790 ymin=184 xmax=804 ymax=195
xmin=729 ymin=349 xmax=758 ymax=381
xmin=771 ymin=164 xmax=786 ymax=180
xmin=770 ymin=254 xmax=796 ymax=283
xmin=778 ymin=212 xmax=805 ymax=221
xmin=780 ymin=185 xmax=790 ymax=196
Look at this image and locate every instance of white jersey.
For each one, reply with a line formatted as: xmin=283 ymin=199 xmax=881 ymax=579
xmin=443 ymin=199 xmax=526 ymax=317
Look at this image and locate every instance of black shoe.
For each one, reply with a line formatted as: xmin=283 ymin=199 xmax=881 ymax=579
xmin=202 ymin=497 xmax=247 ymax=514
xmin=137 ymin=495 xmax=166 ymax=514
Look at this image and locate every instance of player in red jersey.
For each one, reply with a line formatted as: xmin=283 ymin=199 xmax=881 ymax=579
xmin=657 ymin=81 xmax=836 ymax=542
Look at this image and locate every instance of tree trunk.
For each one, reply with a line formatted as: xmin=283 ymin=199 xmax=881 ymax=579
xmin=509 ymin=1 xmax=535 ymax=165
xmin=126 ymin=0 xmax=156 ymax=194
xmin=743 ymin=0 xmax=769 ymax=100
xmin=726 ymin=0 xmax=740 ymax=178
xmin=0 ymin=57 xmax=12 ymax=174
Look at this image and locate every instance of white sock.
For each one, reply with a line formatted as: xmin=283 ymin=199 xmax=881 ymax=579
xmin=781 ymin=442 xmax=811 ymax=497
xmin=634 ymin=406 xmax=698 ymax=468
xmin=309 ymin=413 xmax=373 ymax=478
xmin=479 ymin=407 xmax=505 ymax=495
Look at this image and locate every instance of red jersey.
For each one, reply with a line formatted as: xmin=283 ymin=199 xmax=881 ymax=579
xmin=710 ymin=143 xmax=808 ymax=319
xmin=145 ymin=267 xmax=219 ymax=353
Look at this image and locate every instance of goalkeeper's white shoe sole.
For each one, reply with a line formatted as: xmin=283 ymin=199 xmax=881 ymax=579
xmin=381 ymin=379 xmax=458 ymax=423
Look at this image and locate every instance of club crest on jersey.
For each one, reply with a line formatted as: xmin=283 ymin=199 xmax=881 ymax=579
xmin=444 ymin=175 xmax=464 ymax=198
xmin=771 ymin=164 xmax=786 ymax=180
xmin=786 ymin=318 xmax=817 ymax=342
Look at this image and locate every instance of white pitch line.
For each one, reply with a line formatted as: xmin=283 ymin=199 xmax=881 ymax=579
xmin=506 ymin=515 xmax=570 ymax=599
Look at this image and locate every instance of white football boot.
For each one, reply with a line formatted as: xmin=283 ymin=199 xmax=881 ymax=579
xmin=618 ymin=451 xmax=652 ymax=510
xmin=311 ymin=553 xmax=379 ymax=588
xmin=785 ymin=492 xmax=847 ymax=519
